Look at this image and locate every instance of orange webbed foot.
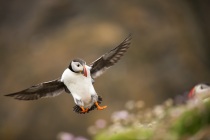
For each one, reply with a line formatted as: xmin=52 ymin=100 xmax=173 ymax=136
xmin=80 ymin=107 xmax=89 ymax=113
xmin=95 ymin=102 xmax=107 ymax=110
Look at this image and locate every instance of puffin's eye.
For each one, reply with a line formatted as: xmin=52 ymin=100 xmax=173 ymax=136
xmin=77 ymin=64 xmax=80 ymax=67
xmin=200 ymin=85 xmax=204 ymax=89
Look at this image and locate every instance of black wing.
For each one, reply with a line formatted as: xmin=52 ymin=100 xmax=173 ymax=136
xmin=90 ymin=34 xmax=132 ymax=79
xmin=4 ymin=78 xmax=65 ymax=100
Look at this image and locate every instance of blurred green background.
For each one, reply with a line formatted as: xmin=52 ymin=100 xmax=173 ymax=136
xmin=0 ymin=0 xmax=210 ymax=139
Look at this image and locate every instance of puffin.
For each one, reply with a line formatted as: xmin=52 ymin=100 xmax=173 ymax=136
xmin=5 ymin=34 xmax=132 ymax=114
xmin=188 ymin=84 xmax=210 ymax=101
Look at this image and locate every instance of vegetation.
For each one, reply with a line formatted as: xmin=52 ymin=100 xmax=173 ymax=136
xmin=89 ymin=98 xmax=210 ymax=140
xmin=1 ymin=0 xmax=210 ymax=139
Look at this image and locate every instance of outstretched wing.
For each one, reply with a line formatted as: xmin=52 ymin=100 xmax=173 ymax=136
xmin=4 ymin=78 xmax=65 ymax=100
xmin=89 ymin=34 xmax=132 ymax=79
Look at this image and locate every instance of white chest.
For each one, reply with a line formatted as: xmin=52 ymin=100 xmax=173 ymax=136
xmin=61 ymin=68 xmax=96 ymax=103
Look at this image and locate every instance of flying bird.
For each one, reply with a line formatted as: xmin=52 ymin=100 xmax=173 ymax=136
xmin=5 ymin=35 xmax=132 ymax=114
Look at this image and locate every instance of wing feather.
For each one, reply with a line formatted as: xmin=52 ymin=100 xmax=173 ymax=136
xmin=4 ymin=78 xmax=65 ymax=100
xmin=90 ymin=34 xmax=132 ymax=79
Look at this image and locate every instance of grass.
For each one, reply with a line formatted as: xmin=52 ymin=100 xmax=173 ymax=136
xmin=91 ymin=98 xmax=210 ymax=140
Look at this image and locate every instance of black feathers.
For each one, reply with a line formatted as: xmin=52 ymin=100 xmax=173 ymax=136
xmin=4 ymin=79 xmax=65 ymax=100
xmin=90 ymin=34 xmax=132 ymax=79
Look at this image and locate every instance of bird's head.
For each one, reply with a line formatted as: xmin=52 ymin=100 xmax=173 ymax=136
xmin=188 ymin=83 xmax=210 ymax=98
xmin=69 ymin=58 xmax=87 ymax=77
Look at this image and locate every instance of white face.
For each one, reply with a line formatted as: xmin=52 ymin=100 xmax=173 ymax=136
xmin=71 ymin=61 xmax=84 ymax=73
xmin=194 ymin=84 xmax=210 ymax=94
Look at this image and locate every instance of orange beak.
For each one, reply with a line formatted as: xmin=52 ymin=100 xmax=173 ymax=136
xmin=83 ymin=66 xmax=87 ymax=77
xmin=188 ymin=88 xmax=195 ymax=98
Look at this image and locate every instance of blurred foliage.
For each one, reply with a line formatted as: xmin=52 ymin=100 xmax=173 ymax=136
xmin=0 ymin=0 xmax=210 ymax=140
xmin=93 ymin=98 xmax=210 ymax=140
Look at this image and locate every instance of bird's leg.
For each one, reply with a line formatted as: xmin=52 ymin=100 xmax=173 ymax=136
xmin=74 ymin=99 xmax=89 ymax=113
xmin=95 ymin=102 xmax=107 ymax=110
xmin=80 ymin=106 xmax=89 ymax=113
xmin=91 ymin=94 xmax=98 ymax=103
